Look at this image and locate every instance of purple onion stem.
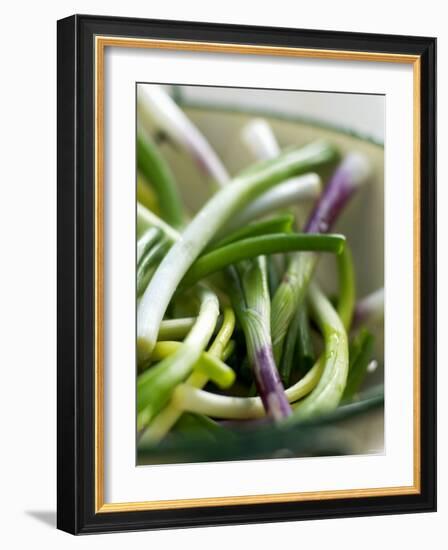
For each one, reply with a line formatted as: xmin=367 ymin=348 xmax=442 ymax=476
xmin=271 ymin=152 xmax=371 ymax=365
xmin=229 ymin=259 xmax=292 ymax=421
xmin=254 ymin=345 xmax=292 ymax=420
xmin=305 ymin=153 xmax=371 ymax=233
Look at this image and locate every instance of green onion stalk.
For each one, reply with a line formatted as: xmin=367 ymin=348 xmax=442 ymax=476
xmin=144 ymin=341 xmax=235 ymax=388
xmin=280 ymin=303 xmax=314 ymax=386
xmin=209 ymin=213 xmax=294 ymax=250
xmin=171 ymin=360 xmax=323 ymax=419
xmin=170 ymin=284 xmax=349 ymax=421
xmin=177 ymin=280 xmax=350 ymax=425
xmin=221 ymin=173 xmax=321 ymax=233
xmin=180 ymin=233 xmax=345 ymax=290
xmin=138 ymin=207 xmax=293 ymax=255
xmin=137 ymin=85 xmax=229 ymax=187
xmin=137 ymin=202 xmax=180 ymax=241
xmin=236 ymin=118 xmax=321 ymax=228
xmin=289 ymin=283 xmax=349 ymax=420
xmin=295 ymin=305 xmax=316 ymax=376
xmin=136 ymin=227 xmax=162 ymax=265
xmin=139 ymin=307 xmax=236 ymax=444
xmin=137 ymin=287 xmax=219 ymax=430
xmin=137 ymin=132 xmax=185 ymax=228
xmin=336 ymin=245 xmax=356 ymax=330
xmin=137 ymin=239 xmax=171 ymax=298
xmin=217 ymin=385 xmax=384 ymax=432
xmin=342 ymin=328 xmax=376 ymax=401
xmin=157 ymin=317 xmax=197 ymax=341
xmin=229 ymin=258 xmax=292 ymax=420
xmin=136 ymin=205 xmax=177 ymax=298
xmin=137 ymin=141 xmax=339 ymax=363
xmin=283 ymin=241 xmax=354 ymax=388
xmin=271 ymin=153 xmax=371 ymax=371
xmin=169 ymin=241 xmax=355 ymax=421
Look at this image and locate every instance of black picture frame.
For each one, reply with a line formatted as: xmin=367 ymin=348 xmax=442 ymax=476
xmin=57 ymin=14 xmax=436 ymax=534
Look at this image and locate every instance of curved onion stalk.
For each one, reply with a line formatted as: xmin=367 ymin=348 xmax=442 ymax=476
xmin=171 ymin=352 xmax=325 ymax=420
xmin=137 ymin=85 xmax=229 ymax=187
xmin=140 ymin=308 xmax=235 ymax=444
xmin=222 ymin=174 xmax=321 ymax=232
xmin=295 ymin=305 xmax=316 ymax=377
xmin=149 ymin=341 xmax=235 ymax=388
xmin=336 ymin=244 xmax=356 ymax=331
xmin=267 ymin=255 xmax=282 ymax=295
xmin=303 ymin=384 xmax=384 ymax=422
xmin=137 ymin=132 xmax=184 ymax=227
xmin=137 ymin=239 xmax=171 ymax=297
xmin=137 ymin=227 xmax=162 ymax=265
xmin=233 ymin=118 xmax=321 ymax=225
xmin=137 ymin=288 xmax=219 ymax=430
xmin=342 ymin=328 xmax=375 ymax=401
xmin=280 ymin=304 xmax=312 ymax=386
xmin=305 ymin=153 xmax=370 ymax=233
xmin=171 ymin=283 xmax=349 ymax=421
xmin=353 ymin=287 xmax=384 ymax=329
xmin=180 ymin=233 xmax=345 ymax=290
xmin=271 ymin=153 xmax=371 ymax=364
xmin=137 ymin=202 xmax=180 ymax=241
xmin=289 ymin=284 xmax=349 ymax=421
xmin=209 ymin=213 xmax=294 ymax=250
xmin=222 ymin=340 xmax=235 ymax=361
xmin=157 ymin=316 xmax=231 ymax=343
xmin=137 ymin=141 xmax=339 ymax=362
xmin=241 ymin=119 xmax=322 ymax=190
xmin=230 ymin=258 xmax=292 ymax=420
xmin=271 ymin=252 xmax=316 ymax=369
xmin=241 ymin=119 xmax=283 ymax=160
xmin=137 ymin=172 xmax=159 ymax=212
xmin=157 ymin=317 xmax=197 ymax=340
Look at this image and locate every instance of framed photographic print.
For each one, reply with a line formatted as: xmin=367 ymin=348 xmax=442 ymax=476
xmin=57 ymin=14 xmax=436 ymax=534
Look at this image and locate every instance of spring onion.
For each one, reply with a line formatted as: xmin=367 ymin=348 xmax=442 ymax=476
xmin=229 ymin=258 xmax=292 ymax=419
xmin=138 ymin=85 xmax=229 ymax=187
xmin=271 ymin=153 xmax=371 ymax=364
xmin=180 ymin=233 xmax=345 ymax=290
xmin=137 ymin=140 xmax=339 ymax=363
xmin=290 ymin=284 xmax=349 ymax=420
xmin=137 ymin=287 xmax=219 ymax=429
xmin=135 ymin=92 xmax=384 ymax=463
xmin=136 ymin=132 xmax=184 ymax=228
xmin=140 ymin=307 xmax=235 ymax=443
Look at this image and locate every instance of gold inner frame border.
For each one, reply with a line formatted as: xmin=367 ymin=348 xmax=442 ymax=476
xmin=94 ymin=35 xmax=421 ymax=513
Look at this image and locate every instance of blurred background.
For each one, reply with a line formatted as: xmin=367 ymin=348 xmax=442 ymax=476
xmin=166 ymin=84 xmax=385 ymax=143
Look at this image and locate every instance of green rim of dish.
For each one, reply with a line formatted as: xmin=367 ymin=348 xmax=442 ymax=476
xmin=175 ymin=91 xmax=384 ymax=148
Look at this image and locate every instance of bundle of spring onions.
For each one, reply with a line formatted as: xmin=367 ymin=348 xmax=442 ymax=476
xmin=136 ymin=86 xmax=385 ymax=464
